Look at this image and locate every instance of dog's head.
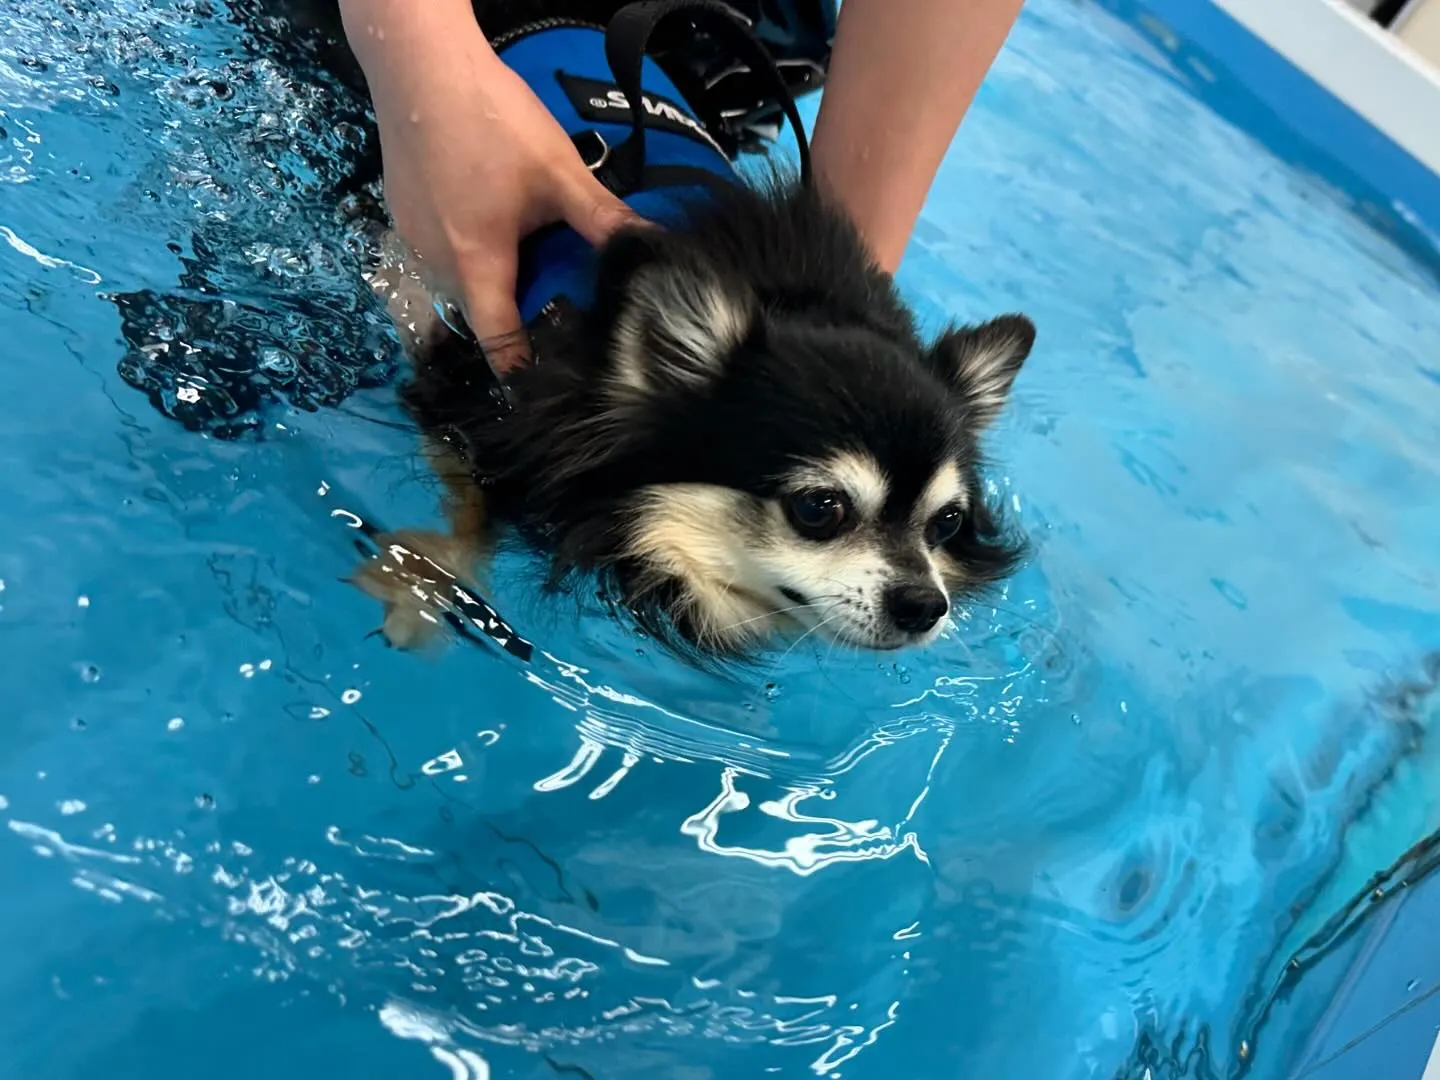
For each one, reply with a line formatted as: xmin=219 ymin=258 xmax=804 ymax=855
xmin=557 ymin=186 xmax=1035 ymax=654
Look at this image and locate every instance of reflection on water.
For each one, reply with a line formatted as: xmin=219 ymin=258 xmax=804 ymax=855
xmin=1 ymin=0 xmax=1439 ymax=1077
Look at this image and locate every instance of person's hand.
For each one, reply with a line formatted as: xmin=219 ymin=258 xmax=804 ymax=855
xmin=361 ymin=20 xmax=640 ymax=372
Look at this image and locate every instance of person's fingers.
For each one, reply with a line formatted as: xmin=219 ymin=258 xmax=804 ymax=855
xmin=555 ymin=168 xmax=646 ymax=248
xmin=458 ymin=253 xmax=530 ymax=375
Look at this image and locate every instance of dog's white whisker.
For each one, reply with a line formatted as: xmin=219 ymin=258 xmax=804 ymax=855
xmin=774 ymin=610 xmax=848 ymax=663
xmin=710 ymin=595 xmax=843 ymax=636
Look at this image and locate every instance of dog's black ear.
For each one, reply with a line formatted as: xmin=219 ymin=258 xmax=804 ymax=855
xmin=928 ymin=314 xmax=1035 ymax=429
xmin=609 ymin=258 xmax=756 ymax=394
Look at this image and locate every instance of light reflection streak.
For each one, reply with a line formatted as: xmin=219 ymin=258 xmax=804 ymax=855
xmin=679 ymin=768 xmax=928 ymax=876
xmin=9 ymin=819 xmax=141 ymax=864
xmin=378 ymin=1000 xmax=493 ymax=1079
xmin=809 ymin=1000 xmax=901 ymax=1074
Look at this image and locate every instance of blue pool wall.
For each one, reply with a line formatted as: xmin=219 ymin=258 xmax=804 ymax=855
xmin=1080 ymin=1 xmax=1440 ymax=1076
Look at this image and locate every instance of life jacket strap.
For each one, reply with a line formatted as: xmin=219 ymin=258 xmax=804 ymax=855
xmin=602 ymin=0 xmax=813 ymax=193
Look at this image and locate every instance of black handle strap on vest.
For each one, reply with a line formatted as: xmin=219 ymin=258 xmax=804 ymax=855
xmin=603 ymin=0 xmax=814 ymax=192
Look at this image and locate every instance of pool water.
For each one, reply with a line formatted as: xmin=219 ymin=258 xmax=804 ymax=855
xmin=3 ymin=0 xmax=1440 ymax=1077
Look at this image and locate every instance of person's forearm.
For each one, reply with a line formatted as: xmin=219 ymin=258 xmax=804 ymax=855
xmin=337 ymin=0 xmax=493 ymax=100
xmin=810 ymin=0 xmax=1026 ymax=273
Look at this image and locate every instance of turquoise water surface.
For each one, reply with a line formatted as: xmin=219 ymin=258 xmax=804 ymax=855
xmin=2 ymin=1 xmax=1439 ymax=1077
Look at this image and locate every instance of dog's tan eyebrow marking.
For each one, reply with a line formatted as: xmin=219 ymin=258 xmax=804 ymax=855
xmin=789 ymin=451 xmax=889 ymax=518
xmin=916 ymin=460 xmax=966 ymax=520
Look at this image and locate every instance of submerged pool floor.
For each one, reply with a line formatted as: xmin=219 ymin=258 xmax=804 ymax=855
xmin=2 ymin=1 xmax=1439 ymax=1077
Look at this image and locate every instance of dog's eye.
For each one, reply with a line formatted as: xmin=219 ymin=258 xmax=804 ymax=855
xmin=925 ymin=504 xmax=964 ymax=547
xmin=784 ymin=489 xmax=852 ymax=540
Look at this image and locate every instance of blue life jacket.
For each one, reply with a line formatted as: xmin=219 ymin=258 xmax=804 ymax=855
xmin=492 ymin=0 xmax=813 ymax=327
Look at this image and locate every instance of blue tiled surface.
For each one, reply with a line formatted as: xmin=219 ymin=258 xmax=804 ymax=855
xmin=1296 ymin=989 xmax=1439 ymax=1080
xmin=1286 ymin=870 xmax=1440 ymax=1079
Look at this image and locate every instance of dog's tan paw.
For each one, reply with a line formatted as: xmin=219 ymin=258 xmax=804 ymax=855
xmin=349 ymin=528 xmax=481 ymax=652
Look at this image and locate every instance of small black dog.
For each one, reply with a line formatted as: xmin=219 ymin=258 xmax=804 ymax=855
xmin=360 ymin=171 xmax=1035 ymax=656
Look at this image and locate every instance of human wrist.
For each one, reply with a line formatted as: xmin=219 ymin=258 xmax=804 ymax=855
xmin=339 ymin=0 xmax=497 ymax=107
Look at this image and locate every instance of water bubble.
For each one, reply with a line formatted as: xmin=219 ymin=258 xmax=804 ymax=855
xmin=763 ymin=682 xmax=781 ymax=701
xmin=1071 ymin=713 xmax=1082 ymax=725
xmin=76 ymin=596 xmax=90 ymax=608
xmin=77 ymin=662 xmax=102 ymax=684
xmin=70 ymin=717 xmax=87 ymax=731
xmin=258 ymin=347 xmax=296 ymax=376
xmin=167 ymin=717 xmax=184 ymax=731
xmin=341 ymin=689 xmax=361 ymax=705
xmin=195 ymin=793 xmax=215 ymax=810
xmin=1407 ymin=978 xmax=1422 ymax=992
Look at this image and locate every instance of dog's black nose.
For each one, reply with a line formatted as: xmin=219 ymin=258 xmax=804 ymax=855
xmin=884 ymin=584 xmax=949 ymax=634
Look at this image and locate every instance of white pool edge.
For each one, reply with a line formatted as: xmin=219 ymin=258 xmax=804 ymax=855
xmin=1211 ymin=0 xmax=1440 ymax=178
xmin=1424 ymin=1028 xmax=1440 ymax=1080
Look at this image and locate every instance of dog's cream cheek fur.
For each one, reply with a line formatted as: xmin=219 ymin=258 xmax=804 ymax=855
xmin=750 ymin=534 xmax=896 ymax=644
xmin=624 ymin=484 xmax=784 ymax=647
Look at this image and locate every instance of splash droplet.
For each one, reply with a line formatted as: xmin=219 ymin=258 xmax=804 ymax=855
xmin=341 ymin=688 xmax=361 ymax=705
xmin=195 ymin=793 xmax=215 ymax=810
xmin=167 ymin=717 xmax=184 ymax=731
xmin=77 ymin=662 xmax=101 ymax=684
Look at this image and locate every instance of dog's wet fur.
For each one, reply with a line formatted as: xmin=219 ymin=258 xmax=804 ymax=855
xmin=363 ymin=173 xmax=1035 ymax=657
